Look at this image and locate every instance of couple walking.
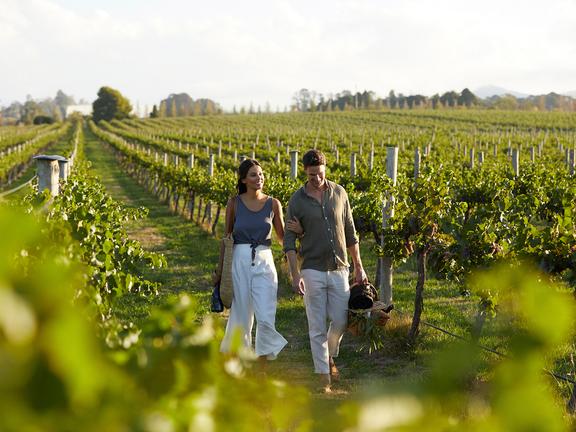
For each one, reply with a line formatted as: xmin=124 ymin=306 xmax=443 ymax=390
xmin=214 ymin=149 xmax=367 ymax=392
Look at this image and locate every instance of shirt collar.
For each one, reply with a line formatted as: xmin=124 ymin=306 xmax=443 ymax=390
xmin=301 ymin=180 xmax=333 ymax=193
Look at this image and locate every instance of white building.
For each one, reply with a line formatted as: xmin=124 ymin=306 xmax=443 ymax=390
xmin=65 ymin=104 xmax=92 ymax=117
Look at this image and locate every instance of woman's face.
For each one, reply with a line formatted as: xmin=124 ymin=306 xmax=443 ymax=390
xmin=242 ymin=164 xmax=264 ymax=191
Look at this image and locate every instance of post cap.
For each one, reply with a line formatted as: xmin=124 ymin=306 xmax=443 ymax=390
xmin=33 ymin=154 xmax=68 ymax=162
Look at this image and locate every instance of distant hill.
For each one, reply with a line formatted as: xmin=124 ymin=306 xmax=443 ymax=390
xmin=474 ymin=85 xmax=530 ymax=99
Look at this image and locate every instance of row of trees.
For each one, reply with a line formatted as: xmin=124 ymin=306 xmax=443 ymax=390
xmin=291 ymin=88 xmax=576 ymax=112
xmin=0 ymin=90 xmax=78 ymax=125
xmin=149 ymin=93 xmax=222 ymax=118
xmin=1 ymin=88 xmax=222 ymax=125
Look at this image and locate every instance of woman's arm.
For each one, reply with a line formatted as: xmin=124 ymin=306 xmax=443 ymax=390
xmin=272 ymin=198 xmax=285 ymax=243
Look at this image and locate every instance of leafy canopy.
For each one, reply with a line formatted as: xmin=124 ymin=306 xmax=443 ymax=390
xmin=92 ymin=86 xmax=132 ymax=123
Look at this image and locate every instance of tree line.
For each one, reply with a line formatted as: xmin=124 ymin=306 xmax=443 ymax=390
xmin=291 ymin=88 xmax=576 ymax=112
xmin=0 ymin=86 xmax=224 ymax=125
xmin=0 ymin=90 xmax=80 ymax=125
xmin=150 ymin=93 xmax=222 ymax=118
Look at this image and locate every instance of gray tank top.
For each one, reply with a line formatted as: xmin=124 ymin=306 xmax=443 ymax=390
xmin=233 ymin=196 xmax=273 ymax=247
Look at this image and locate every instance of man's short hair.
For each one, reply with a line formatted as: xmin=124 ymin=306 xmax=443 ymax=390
xmin=302 ymin=149 xmax=326 ymax=167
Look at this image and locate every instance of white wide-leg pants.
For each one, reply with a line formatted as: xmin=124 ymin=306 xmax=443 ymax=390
xmin=301 ymin=268 xmax=350 ymax=374
xmin=220 ymin=244 xmax=287 ymax=360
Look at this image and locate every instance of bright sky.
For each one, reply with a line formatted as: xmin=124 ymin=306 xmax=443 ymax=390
xmin=1 ymin=0 xmax=575 ymax=112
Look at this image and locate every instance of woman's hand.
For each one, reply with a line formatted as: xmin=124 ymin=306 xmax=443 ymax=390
xmin=212 ymin=269 xmax=221 ymax=285
xmin=286 ymin=216 xmax=304 ymax=236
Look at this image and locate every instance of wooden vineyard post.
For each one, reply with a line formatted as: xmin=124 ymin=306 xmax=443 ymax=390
xmin=570 ymin=149 xmax=575 ymax=176
xmin=469 ymin=148 xmax=475 ymax=169
xmin=369 ymin=145 xmax=375 ymax=171
xmin=378 ymin=146 xmax=398 ymax=306
xmin=414 ymin=147 xmax=421 ymax=181
xmin=530 ymin=146 xmax=535 ymax=162
xmin=56 ymin=158 xmax=69 ymax=181
xmin=205 ymin=154 xmax=215 ymax=226
xmin=275 ymin=152 xmax=281 ymax=164
xmin=188 ymin=154 xmax=196 ymax=220
xmin=512 ymin=149 xmax=520 ymax=176
xmin=34 ymin=155 xmax=61 ymax=197
xmin=350 ymin=152 xmax=357 ymax=177
xmin=478 ymin=151 xmax=485 ymax=165
xmin=290 ymin=150 xmax=298 ymax=180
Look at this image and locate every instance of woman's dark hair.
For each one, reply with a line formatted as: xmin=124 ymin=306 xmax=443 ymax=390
xmin=237 ymin=159 xmax=261 ymax=194
xmin=302 ymin=149 xmax=326 ymax=167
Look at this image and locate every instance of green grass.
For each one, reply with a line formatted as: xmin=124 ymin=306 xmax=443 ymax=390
xmin=83 ymin=126 xmax=219 ymax=322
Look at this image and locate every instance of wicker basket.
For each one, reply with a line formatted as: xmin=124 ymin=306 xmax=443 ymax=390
xmin=220 ymin=235 xmax=234 ymax=308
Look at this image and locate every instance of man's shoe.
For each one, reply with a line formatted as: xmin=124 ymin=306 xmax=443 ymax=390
xmin=318 ymin=373 xmax=332 ymax=393
xmin=329 ymin=357 xmax=340 ymax=381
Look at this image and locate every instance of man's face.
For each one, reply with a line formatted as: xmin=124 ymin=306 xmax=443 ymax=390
xmin=304 ymin=164 xmax=326 ymax=190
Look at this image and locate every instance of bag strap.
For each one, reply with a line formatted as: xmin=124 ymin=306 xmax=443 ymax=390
xmin=225 ymin=195 xmax=237 ymax=236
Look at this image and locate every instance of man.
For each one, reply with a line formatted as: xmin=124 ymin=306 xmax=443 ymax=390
xmin=284 ymin=149 xmax=368 ymax=392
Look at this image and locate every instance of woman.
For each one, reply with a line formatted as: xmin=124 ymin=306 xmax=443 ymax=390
xmin=215 ymin=159 xmax=289 ymax=361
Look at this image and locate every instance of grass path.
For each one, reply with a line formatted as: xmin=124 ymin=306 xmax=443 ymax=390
xmin=83 ymin=126 xmax=219 ymax=320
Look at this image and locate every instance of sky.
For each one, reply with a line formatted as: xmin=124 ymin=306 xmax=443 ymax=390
xmin=1 ymin=0 xmax=575 ymax=113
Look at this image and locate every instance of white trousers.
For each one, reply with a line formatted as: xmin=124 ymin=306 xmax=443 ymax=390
xmin=220 ymin=244 xmax=287 ymax=360
xmin=301 ymin=268 xmax=350 ymax=374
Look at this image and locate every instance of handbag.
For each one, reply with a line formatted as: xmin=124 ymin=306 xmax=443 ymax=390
xmin=210 ymin=281 xmax=224 ymax=313
xmin=219 ymin=234 xmax=234 ymax=308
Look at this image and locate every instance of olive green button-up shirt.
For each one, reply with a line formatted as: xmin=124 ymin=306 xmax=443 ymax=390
xmin=283 ymin=180 xmax=359 ymax=271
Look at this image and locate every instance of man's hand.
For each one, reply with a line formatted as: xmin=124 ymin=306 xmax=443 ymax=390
xmin=354 ymin=264 xmax=368 ymax=285
xmin=291 ymin=272 xmax=306 ymax=296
